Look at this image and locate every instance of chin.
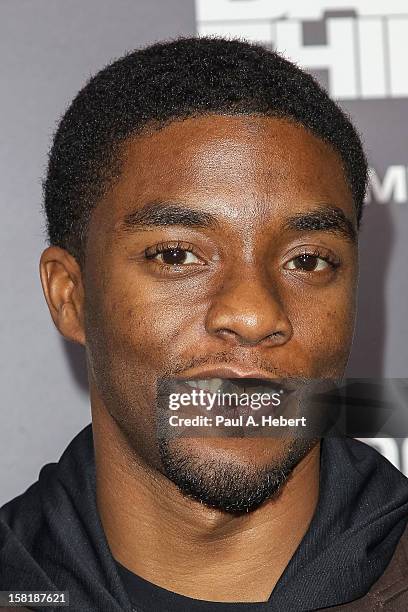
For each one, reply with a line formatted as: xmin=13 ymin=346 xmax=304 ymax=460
xmin=171 ymin=436 xmax=290 ymax=464
xmin=157 ymin=436 xmax=317 ymax=515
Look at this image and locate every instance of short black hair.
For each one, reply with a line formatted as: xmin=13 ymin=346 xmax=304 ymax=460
xmin=43 ymin=36 xmax=368 ymax=269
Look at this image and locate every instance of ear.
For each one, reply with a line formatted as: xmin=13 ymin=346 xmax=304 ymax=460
xmin=39 ymin=246 xmax=86 ymax=345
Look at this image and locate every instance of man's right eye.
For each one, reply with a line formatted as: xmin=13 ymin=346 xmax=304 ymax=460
xmin=144 ymin=241 xmax=206 ymax=268
xmin=152 ymin=248 xmax=202 ymax=266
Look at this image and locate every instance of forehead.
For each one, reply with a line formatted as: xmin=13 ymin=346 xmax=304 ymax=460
xmin=96 ymin=114 xmax=355 ymax=228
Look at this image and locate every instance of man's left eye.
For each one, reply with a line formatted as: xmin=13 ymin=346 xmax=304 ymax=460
xmin=285 ymin=254 xmax=330 ymax=272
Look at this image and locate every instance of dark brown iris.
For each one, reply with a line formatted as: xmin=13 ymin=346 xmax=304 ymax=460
xmin=293 ymin=254 xmax=319 ymax=271
xmin=161 ymin=248 xmax=187 ymax=265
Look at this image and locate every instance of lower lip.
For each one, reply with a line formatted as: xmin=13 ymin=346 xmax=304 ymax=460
xmin=176 ymin=380 xmax=294 ymax=416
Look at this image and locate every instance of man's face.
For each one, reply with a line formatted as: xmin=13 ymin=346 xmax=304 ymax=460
xmin=83 ymin=115 xmax=358 ymax=513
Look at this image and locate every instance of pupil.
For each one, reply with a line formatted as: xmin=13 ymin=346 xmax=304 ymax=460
xmin=296 ymin=254 xmax=317 ymax=271
xmin=162 ymin=248 xmax=186 ymax=265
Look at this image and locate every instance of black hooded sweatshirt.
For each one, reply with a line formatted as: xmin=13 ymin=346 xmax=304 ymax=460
xmin=1 ymin=424 xmax=408 ymax=612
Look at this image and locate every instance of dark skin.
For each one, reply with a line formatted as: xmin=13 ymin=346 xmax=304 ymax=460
xmin=39 ymin=115 xmax=358 ymax=602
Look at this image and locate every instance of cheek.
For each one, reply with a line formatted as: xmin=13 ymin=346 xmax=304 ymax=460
xmin=94 ymin=278 xmax=191 ymax=372
xmin=288 ymin=283 xmax=356 ymax=375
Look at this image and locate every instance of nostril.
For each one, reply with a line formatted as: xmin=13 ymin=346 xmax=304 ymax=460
xmin=216 ymin=328 xmax=288 ymax=347
xmin=206 ymin=297 xmax=293 ymax=347
xmin=217 ymin=328 xmax=240 ymax=341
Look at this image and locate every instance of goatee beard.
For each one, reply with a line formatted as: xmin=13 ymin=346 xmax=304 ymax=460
xmin=158 ymin=437 xmax=319 ymax=515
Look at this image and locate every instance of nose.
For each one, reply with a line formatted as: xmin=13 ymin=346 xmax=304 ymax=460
xmin=205 ymin=271 xmax=293 ymax=348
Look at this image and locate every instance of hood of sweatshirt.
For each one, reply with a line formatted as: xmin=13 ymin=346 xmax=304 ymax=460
xmin=1 ymin=424 xmax=408 ymax=612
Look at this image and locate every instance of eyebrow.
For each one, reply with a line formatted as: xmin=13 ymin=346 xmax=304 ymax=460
xmin=284 ymin=205 xmax=357 ymax=243
xmin=116 ymin=201 xmax=357 ymax=243
xmin=116 ymin=201 xmax=219 ymax=233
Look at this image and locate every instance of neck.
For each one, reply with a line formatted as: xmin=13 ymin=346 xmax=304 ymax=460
xmin=93 ymin=401 xmax=321 ymax=603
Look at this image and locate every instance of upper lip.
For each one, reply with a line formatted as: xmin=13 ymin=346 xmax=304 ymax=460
xmin=179 ymin=365 xmax=281 ymax=382
xmin=177 ymin=365 xmax=301 ymax=393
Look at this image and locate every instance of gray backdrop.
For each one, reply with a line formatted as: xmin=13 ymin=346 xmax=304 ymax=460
xmin=1 ymin=0 xmax=407 ymax=505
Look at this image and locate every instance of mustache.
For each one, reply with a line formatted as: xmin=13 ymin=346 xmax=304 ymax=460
xmin=162 ymin=351 xmax=296 ymax=379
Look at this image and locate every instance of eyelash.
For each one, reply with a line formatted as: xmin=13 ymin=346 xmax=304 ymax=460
xmin=143 ymin=242 xmax=340 ymax=273
xmin=144 ymin=241 xmax=200 ymax=258
xmin=144 ymin=240 xmax=203 ymax=265
xmin=290 ymin=248 xmax=341 ymax=270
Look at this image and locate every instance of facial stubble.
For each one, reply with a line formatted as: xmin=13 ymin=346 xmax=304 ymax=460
xmin=158 ymin=436 xmax=320 ymax=514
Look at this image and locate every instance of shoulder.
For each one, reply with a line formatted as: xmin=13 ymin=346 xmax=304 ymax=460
xmin=370 ymin=518 xmax=408 ymax=607
xmin=325 ymin=521 xmax=408 ymax=610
